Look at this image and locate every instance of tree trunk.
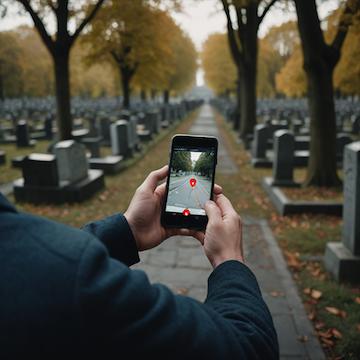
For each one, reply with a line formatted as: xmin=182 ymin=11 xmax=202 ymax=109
xmin=54 ymin=51 xmax=72 ymax=140
xmin=163 ymin=89 xmax=169 ymax=104
xmin=233 ymin=69 xmax=241 ymax=131
xmin=295 ymin=0 xmax=341 ymax=187
xmin=239 ymin=59 xmax=257 ymax=141
xmin=304 ymin=64 xmax=341 ymax=186
xmin=120 ymin=67 xmax=132 ymax=109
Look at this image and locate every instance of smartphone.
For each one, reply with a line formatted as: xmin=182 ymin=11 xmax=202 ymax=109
xmin=161 ymin=134 xmax=218 ymax=230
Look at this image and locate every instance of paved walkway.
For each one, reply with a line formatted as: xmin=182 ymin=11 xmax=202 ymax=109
xmin=134 ymin=104 xmax=325 ymax=359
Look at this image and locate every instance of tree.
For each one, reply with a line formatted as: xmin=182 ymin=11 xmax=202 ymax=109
xmin=294 ymin=0 xmax=360 ymax=186
xmin=221 ymin=0 xmax=278 ymax=140
xmin=275 ymin=45 xmax=306 ymax=97
xmin=201 ymin=33 xmax=237 ymax=97
xmin=193 ymin=152 xmax=214 ymax=178
xmin=8 ymin=0 xmax=106 ymax=140
xmin=172 ymin=151 xmax=192 ymax=172
xmin=0 ymin=31 xmax=23 ymax=99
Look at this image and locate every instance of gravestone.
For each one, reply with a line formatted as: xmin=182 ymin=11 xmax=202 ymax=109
xmin=0 ymin=150 xmax=6 ymax=165
xmin=272 ymin=130 xmax=295 ymax=186
xmin=324 ymin=141 xmax=360 ymax=284
xmin=99 ymin=115 xmax=112 ymax=145
xmin=336 ymin=134 xmax=352 ymax=161
xmin=23 ymin=153 xmax=58 ymax=187
xmin=54 ymin=140 xmax=88 ymax=185
xmin=16 ymin=120 xmax=35 ymax=147
xmin=252 ymin=124 xmax=269 ymax=159
xmin=351 ymin=115 xmax=360 ymax=135
xmin=44 ymin=117 xmax=53 ymax=140
xmin=81 ymin=137 xmax=101 ymax=158
xmin=129 ymin=115 xmax=139 ymax=150
xmin=111 ymin=120 xmax=133 ymax=158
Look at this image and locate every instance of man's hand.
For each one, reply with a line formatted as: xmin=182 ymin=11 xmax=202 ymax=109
xmin=202 ymin=194 xmax=244 ymax=268
xmin=124 ymin=165 xmax=222 ymax=251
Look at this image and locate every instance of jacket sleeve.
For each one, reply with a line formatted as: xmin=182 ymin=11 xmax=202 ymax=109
xmin=81 ymin=214 xmax=139 ymax=266
xmin=75 ymin=237 xmax=279 ymax=359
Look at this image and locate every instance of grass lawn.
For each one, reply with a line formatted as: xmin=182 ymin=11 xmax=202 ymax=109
xmin=214 ymin=112 xmax=360 ymax=360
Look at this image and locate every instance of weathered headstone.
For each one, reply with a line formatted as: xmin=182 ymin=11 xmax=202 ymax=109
xmin=272 ymin=130 xmax=295 ymax=186
xmin=111 ymin=120 xmax=132 ymax=158
xmin=324 ymin=141 xmax=360 ymax=284
xmin=16 ymin=120 xmax=34 ymax=147
xmin=99 ymin=115 xmax=112 ymax=145
xmin=44 ymin=117 xmax=53 ymax=140
xmin=252 ymin=124 xmax=269 ymax=159
xmin=23 ymin=153 xmax=59 ymax=187
xmin=54 ymin=140 xmax=89 ymax=185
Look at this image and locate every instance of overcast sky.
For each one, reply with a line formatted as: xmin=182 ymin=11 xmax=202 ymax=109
xmin=0 ymin=0 xmax=338 ymax=86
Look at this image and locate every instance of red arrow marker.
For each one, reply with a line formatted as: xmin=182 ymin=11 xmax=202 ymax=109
xmin=182 ymin=208 xmax=190 ymax=216
xmin=189 ymin=178 xmax=197 ymax=188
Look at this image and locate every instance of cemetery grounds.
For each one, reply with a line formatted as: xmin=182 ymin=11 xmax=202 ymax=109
xmin=3 ymin=109 xmax=360 ymax=359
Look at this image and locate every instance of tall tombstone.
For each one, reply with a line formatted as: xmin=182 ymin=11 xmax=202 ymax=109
xmin=252 ymin=124 xmax=269 ymax=159
xmin=44 ymin=116 xmax=53 ymax=140
xmin=324 ymin=142 xmax=360 ymax=284
xmin=16 ymin=120 xmax=31 ymax=147
xmin=272 ymin=130 xmax=295 ymax=186
xmin=351 ymin=115 xmax=360 ymax=135
xmin=129 ymin=115 xmax=139 ymax=150
xmin=110 ymin=120 xmax=132 ymax=158
xmin=23 ymin=153 xmax=59 ymax=186
xmin=99 ymin=115 xmax=112 ymax=145
xmin=54 ymin=140 xmax=89 ymax=185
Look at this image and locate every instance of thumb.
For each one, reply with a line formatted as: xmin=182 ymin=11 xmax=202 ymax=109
xmin=205 ymin=200 xmax=222 ymax=223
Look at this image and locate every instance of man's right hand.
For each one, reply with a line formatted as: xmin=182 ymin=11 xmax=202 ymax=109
xmin=203 ymin=194 xmax=244 ymax=269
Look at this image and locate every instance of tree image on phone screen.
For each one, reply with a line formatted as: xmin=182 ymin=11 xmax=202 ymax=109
xmin=165 ymin=148 xmax=215 ymax=216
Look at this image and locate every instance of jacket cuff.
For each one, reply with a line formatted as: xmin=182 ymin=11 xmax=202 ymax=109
xmin=82 ymin=214 xmax=140 ymax=266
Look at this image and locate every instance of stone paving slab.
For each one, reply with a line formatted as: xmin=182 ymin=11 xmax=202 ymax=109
xmin=133 ymin=105 xmax=325 ymax=359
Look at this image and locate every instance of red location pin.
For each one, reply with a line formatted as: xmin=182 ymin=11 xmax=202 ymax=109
xmin=182 ymin=208 xmax=190 ymax=216
xmin=189 ymin=178 xmax=197 ymax=188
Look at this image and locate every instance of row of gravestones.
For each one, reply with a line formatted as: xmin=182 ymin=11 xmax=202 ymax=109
xmin=250 ymin=124 xmax=353 ymax=168
xmin=211 ymin=98 xmax=360 ymax=138
xmin=9 ymin=99 xmax=203 ymax=204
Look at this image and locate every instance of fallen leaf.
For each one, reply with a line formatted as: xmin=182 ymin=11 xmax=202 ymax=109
xmin=321 ymin=337 xmax=335 ymax=347
xmin=355 ymin=297 xmax=360 ymax=305
xmin=311 ymin=289 xmax=322 ymax=300
xmin=356 ymin=324 xmax=360 ymax=333
xmin=270 ymin=291 xmax=284 ymax=297
xmin=308 ymin=310 xmax=316 ymax=321
xmin=303 ymin=288 xmax=311 ymax=295
xmin=325 ymin=306 xmax=341 ymax=316
xmin=284 ymin=251 xmax=302 ymax=270
xmin=331 ymin=328 xmax=343 ymax=339
xmin=315 ymin=321 xmax=325 ymax=330
xmin=318 ymin=329 xmax=333 ymax=339
xmin=297 ymin=335 xmax=308 ymax=343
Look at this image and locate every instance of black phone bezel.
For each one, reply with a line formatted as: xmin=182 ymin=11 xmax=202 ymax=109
xmin=161 ymin=134 xmax=218 ymax=230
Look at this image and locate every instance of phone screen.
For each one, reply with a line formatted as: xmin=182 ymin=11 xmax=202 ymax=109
xmin=165 ymin=146 xmax=216 ymax=217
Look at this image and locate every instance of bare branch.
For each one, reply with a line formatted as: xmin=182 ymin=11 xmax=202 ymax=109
xmin=331 ymin=0 xmax=359 ymax=52
xmin=258 ymin=0 xmax=278 ymax=25
xmin=71 ymin=0 xmax=106 ymax=43
xmin=18 ymin=0 xmax=54 ymax=53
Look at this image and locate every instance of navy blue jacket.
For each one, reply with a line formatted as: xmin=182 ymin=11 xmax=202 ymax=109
xmin=0 ymin=193 xmax=278 ymax=358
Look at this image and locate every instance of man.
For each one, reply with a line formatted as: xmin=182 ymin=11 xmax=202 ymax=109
xmin=0 ymin=165 xmax=279 ymax=358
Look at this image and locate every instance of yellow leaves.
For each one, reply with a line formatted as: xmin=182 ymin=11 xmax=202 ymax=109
xmin=284 ymin=250 xmax=303 ymax=271
xmin=202 ymin=33 xmax=237 ymax=96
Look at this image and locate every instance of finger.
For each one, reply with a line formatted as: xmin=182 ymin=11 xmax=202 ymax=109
xmin=141 ymin=165 xmax=168 ymax=192
xmin=155 ymin=182 xmax=166 ymax=197
xmin=205 ymin=200 xmax=222 ymax=223
xmin=166 ymin=228 xmax=205 ymax=244
xmin=213 ymin=184 xmax=223 ymax=195
xmin=215 ymin=194 xmax=238 ymax=217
